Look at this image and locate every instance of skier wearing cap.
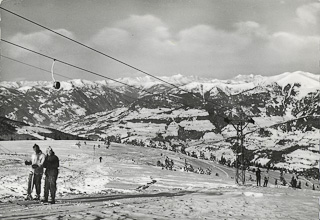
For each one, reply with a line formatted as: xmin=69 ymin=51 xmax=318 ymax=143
xmin=24 ymin=144 xmax=46 ymax=200
xmin=42 ymin=146 xmax=59 ymax=204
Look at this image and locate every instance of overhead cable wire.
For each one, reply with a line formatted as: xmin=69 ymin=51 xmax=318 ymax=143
xmin=0 ymin=53 xmax=170 ymax=106
xmin=1 ymin=54 xmax=73 ymax=80
xmin=1 ymin=39 xmax=155 ymax=95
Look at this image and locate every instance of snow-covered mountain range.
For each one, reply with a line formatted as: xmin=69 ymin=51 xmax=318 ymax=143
xmin=1 ymin=71 xmax=320 ymax=172
xmin=2 ymin=71 xmax=318 ymax=125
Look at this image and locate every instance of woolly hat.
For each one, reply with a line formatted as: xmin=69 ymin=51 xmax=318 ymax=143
xmin=46 ymin=146 xmax=54 ymax=154
xmin=33 ymin=144 xmax=40 ymax=150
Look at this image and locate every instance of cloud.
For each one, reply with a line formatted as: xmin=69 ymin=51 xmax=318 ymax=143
xmin=88 ymin=15 xmax=320 ymax=78
xmin=177 ymin=24 xmax=250 ymax=56
xmin=5 ymin=14 xmax=318 ymax=81
xmin=116 ymin=14 xmax=170 ymax=40
xmin=296 ymin=2 xmax=320 ymax=26
xmin=268 ymin=32 xmax=319 ymax=65
xmin=7 ymin=29 xmax=75 ymax=58
xmin=91 ymin=14 xmax=173 ymax=57
xmin=234 ymin=21 xmax=268 ymax=39
xmin=90 ymin=15 xmax=250 ymax=64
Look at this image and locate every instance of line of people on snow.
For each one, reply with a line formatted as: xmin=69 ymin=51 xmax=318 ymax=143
xmin=24 ymin=144 xmax=59 ymax=204
xmin=254 ymin=167 xmax=269 ymax=187
xmin=250 ymin=167 xmax=315 ymax=189
xmin=157 ymin=156 xmax=174 ymax=170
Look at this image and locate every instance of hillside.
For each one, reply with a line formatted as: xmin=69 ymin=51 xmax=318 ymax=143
xmin=0 ymin=79 xmax=136 ymax=126
xmin=0 ymin=117 xmax=85 ymax=141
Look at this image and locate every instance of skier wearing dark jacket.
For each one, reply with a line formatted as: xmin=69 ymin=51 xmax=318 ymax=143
xmin=42 ymin=146 xmax=59 ymax=204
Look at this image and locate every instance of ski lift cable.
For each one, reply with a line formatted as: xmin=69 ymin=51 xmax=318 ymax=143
xmin=1 ymin=55 xmax=73 ymax=80
xmin=0 ymin=146 xmax=7 ymax=154
xmin=1 ymin=39 xmax=155 ymax=95
xmin=1 ymin=54 xmax=151 ymax=103
xmin=0 ymin=6 xmax=242 ymax=112
xmin=0 ymin=143 xmax=13 ymax=154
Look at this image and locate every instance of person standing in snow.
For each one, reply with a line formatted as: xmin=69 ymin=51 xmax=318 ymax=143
xmin=170 ymin=159 xmax=174 ymax=170
xmin=165 ymin=156 xmax=169 ymax=169
xmin=291 ymin=176 xmax=297 ymax=188
xmin=24 ymin=144 xmax=46 ymax=200
xmin=42 ymin=146 xmax=59 ymax=204
xmin=263 ymin=171 xmax=269 ymax=187
xmin=256 ymin=167 xmax=261 ymax=186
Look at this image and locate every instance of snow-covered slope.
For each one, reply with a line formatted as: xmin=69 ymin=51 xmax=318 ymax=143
xmin=1 ymin=140 xmax=319 ymax=219
xmin=0 ymin=79 xmax=135 ymax=126
xmin=266 ymin=71 xmax=320 ymax=99
xmin=0 ymin=116 xmax=84 ymax=141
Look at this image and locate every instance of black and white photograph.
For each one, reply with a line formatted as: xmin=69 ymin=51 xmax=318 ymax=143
xmin=0 ymin=0 xmax=320 ymax=219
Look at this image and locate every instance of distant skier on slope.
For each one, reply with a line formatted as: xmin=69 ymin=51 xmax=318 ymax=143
xmin=24 ymin=144 xmax=46 ymax=201
xmin=42 ymin=146 xmax=59 ymax=204
xmin=256 ymin=167 xmax=261 ymax=186
xmin=263 ymin=171 xmax=269 ymax=187
xmin=291 ymin=176 xmax=297 ymax=188
xmin=165 ymin=156 xmax=170 ymax=169
xmin=170 ymin=159 xmax=174 ymax=170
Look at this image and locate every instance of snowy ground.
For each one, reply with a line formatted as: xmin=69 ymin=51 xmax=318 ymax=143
xmin=0 ymin=140 xmax=319 ymax=219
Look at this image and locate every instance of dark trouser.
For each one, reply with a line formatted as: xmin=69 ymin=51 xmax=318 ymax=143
xmin=27 ymin=173 xmax=43 ymax=196
xmin=44 ymin=169 xmax=58 ymax=201
xmin=256 ymin=177 xmax=261 ymax=186
xmin=263 ymin=179 xmax=268 ymax=187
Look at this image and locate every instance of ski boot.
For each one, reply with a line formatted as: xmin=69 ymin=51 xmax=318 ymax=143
xmin=41 ymin=198 xmax=48 ymax=203
xmin=25 ymin=194 xmax=33 ymax=201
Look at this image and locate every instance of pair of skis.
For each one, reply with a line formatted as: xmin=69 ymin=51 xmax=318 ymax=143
xmin=12 ymin=199 xmax=56 ymax=207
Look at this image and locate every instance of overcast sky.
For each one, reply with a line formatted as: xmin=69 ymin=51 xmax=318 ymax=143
xmin=1 ymin=0 xmax=320 ymax=82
